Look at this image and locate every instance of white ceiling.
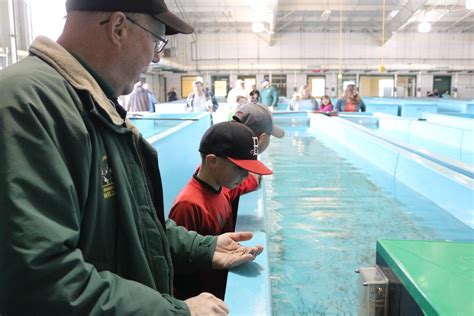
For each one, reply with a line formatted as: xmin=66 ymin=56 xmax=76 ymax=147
xmin=167 ymin=0 xmax=474 ymax=38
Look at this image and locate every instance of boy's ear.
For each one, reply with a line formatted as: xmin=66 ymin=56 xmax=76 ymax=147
xmin=204 ymin=154 xmax=218 ymax=166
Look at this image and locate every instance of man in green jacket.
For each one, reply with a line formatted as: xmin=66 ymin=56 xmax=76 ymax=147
xmin=0 ymin=0 xmax=263 ymax=315
xmin=260 ymin=79 xmax=280 ymax=111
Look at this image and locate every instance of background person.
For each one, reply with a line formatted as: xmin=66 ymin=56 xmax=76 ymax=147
xmin=185 ymin=80 xmax=219 ymax=112
xmin=126 ymin=81 xmax=150 ymax=112
xmin=226 ymin=79 xmax=246 ymax=107
xmin=287 ymin=84 xmax=318 ymax=111
xmin=336 ymin=84 xmax=366 ymax=112
xmin=227 ymin=95 xmax=248 ymax=120
xmin=142 ymin=83 xmax=157 ymax=112
xmin=319 ymin=95 xmax=334 ymax=112
xmin=249 ymin=84 xmax=260 ymax=102
xmin=0 ymin=0 xmax=262 ymax=315
xmin=167 ymin=87 xmax=178 ymax=101
xmin=260 ymin=79 xmax=279 ymax=111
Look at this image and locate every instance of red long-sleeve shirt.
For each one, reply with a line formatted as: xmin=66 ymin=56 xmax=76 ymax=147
xmin=169 ymin=172 xmax=258 ymax=300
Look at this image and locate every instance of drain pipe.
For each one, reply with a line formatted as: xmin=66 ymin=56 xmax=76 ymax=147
xmin=416 ymin=71 xmax=422 ymax=97
xmin=453 ymin=73 xmax=458 ymax=99
xmin=8 ymin=0 xmax=18 ymax=65
xmin=394 ymin=72 xmax=398 ymax=98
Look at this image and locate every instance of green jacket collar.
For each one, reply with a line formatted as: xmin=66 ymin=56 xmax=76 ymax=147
xmin=29 ymin=36 xmax=140 ymax=136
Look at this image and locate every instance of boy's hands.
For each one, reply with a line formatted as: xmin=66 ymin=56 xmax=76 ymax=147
xmin=211 ymin=232 xmax=264 ymax=270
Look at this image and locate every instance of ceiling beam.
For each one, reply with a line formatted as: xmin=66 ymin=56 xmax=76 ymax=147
xmin=378 ymin=0 xmax=428 ymax=45
xmin=268 ymin=0 xmax=280 ymax=46
xmin=274 ymin=10 xmax=296 ymax=33
xmin=444 ymin=10 xmax=474 ymax=32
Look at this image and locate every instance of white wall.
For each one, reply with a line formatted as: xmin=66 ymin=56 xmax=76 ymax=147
xmin=159 ymin=31 xmax=474 ymax=98
xmin=165 ymin=74 xmax=182 ymax=99
xmin=456 ymin=74 xmax=474 ymax=99
xmin=172 ymin=32 xmax=474 ymax=72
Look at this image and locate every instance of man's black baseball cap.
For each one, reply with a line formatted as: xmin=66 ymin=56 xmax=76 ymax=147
xmin=199 ymin=122 xmax=272 ymax=175
xmin=65 ymin=0 xmax=194 ymax=35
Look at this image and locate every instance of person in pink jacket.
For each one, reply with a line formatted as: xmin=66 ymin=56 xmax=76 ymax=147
xmin=319 ymin=95 xmax=334 ymax=112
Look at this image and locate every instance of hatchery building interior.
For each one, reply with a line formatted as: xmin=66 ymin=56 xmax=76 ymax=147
xmin=1 ymin=0 xmax=473 ymax=315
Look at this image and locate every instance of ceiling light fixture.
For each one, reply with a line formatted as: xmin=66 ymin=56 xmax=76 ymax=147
xmin=321 ymin=10 xmax=331 ymax=19
xmin=466 ymin=0 xmax=474 ymax=10
xmin=417 ymin=21 xmax=431 ymax=33
xmin=252 ymin=21 xmax=265 ymax=33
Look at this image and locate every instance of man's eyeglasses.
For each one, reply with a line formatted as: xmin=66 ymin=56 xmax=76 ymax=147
xmin=100 ymin=16 xmax=168 ymax=53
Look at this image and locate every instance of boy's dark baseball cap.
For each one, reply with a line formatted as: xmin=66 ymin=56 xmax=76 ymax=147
xmin=65 ymin=0 xmax=194 ymax=35
xmin=199 ymin=122 xmax=272 ymax=175
xmin=233 ymin=103 xmax=285 ymax=138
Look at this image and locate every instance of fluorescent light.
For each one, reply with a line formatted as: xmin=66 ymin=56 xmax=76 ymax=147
xmin=321 ymin=10 xmax=331 ymax=19
xmin=467 ymin=0 xmax=474 ymax=10
xmin=252 ymin=21 xmax=265 ymax=33
xmin=418 ymin=21 xmax=431 ymax=33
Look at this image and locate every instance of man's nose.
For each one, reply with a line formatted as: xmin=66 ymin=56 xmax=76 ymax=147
xmin=152 ymin=52 xmax=161 ymax=63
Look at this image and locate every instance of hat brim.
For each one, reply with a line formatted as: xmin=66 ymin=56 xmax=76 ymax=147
xmin=227 ymin=157 xmax=273 ymax=175
xmin=153 ymin=11 xmax=194 ymax=35
xmin=271 ymin=124 xmax=285 ymax=138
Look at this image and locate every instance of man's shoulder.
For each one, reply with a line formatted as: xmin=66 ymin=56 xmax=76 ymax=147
xmin=1 ymin=56 xmax=60 ymax=87
xmin=0 ymin=56 xmax=74 ymax=111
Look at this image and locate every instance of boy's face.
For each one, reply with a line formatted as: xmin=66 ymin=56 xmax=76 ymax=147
xmin=215 ymin=157 xmax=249 ymax=189
xmin=237 ymin=97 xmax=248 ymax=105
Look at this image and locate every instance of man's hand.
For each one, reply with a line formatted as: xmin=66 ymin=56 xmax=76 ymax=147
xmin=185 ymin=292 xmax=228 ymax=315
xmin=212 ymin=232 xmax=264 ymax=270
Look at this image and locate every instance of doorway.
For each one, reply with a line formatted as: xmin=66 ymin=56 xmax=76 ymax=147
xmin=397 ymin=76 xmax=416 ymax=97
xmin=211 ymin=75 xmax=230 ymax=98
xmin=433 ymin=76 xmax=451 ymax=96
xmin=359 ymin=75 xmax=394 ymax=97
xmin=307 ymin=76 xmax=326 ymax=98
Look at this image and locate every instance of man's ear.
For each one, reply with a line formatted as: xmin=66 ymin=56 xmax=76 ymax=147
xmin=108 ymin=12 xmax=128 ymax=45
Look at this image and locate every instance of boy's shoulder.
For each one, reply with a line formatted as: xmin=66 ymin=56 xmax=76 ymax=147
xmin=174 ymin=176 xmax=226 ymax=204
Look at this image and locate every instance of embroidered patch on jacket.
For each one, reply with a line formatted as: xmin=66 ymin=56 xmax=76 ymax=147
xmin=101 ymin=155 xmax=116 ymax=198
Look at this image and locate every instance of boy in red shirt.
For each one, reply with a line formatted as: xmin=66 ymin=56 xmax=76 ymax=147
xmin=169 ymin=121 xmax=273 ymax=299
